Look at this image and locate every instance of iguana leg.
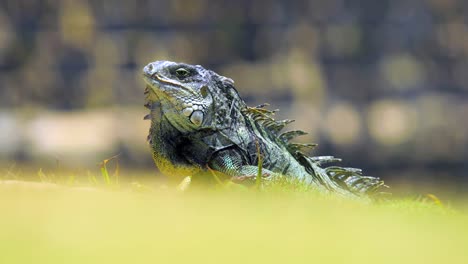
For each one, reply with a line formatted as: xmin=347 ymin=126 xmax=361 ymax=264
xmin=208 ymin=148 xmax=274 ymax=183
xmin=229 ymin=166 xmax=273 ymax=183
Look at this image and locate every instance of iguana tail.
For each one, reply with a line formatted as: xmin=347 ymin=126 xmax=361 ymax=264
xmin=298 ymin=155 xmax=386 ymax=196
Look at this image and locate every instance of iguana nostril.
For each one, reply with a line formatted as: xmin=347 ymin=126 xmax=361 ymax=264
xmin=147 ymin=64 xmax=153 ymax=72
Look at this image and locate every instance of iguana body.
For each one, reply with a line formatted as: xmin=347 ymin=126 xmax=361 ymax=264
xmin=142 ymin=61 xmax=384 ymax=196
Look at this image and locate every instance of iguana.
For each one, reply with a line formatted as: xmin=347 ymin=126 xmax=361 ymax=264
xmin=142 ymin=60 xmax=385 ymax=196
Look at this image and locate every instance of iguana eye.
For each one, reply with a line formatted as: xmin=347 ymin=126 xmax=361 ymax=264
xmin=175 ymin=68 xmax=189 ymax=77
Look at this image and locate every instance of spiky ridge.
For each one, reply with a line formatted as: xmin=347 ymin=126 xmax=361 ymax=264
xmin=242 ymin=104 xmax=386 ymax=196
xmin=241 ymin=103 xmax=317 ymax=158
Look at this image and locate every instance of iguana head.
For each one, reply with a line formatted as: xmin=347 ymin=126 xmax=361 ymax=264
xmin=143 ymin=61 xmax=243 ymax=132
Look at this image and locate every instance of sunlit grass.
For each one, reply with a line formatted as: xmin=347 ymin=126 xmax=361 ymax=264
xmin=1 ymin=164 xmax=467 ymax=264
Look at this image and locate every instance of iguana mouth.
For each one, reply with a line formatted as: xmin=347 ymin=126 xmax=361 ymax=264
xmin=142 ymin=75 xmax=178 ymax=102
xmin=142 ymin=73 xmax=163 ymax=92
xmin=143 ymin=73 xmax=199 ymax=99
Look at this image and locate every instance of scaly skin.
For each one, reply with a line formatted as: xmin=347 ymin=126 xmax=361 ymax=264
xmin=142 ymin=61 xmax=385 ymax=196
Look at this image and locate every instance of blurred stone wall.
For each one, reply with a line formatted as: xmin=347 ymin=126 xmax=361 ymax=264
xmin=0 ymin=0 xmax=467 ymax=190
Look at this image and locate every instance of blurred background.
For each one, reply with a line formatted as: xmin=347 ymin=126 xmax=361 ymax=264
xmin=0 ymin=0 xmax=467 ymax=194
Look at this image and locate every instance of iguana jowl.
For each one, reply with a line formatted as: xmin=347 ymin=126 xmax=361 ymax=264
xmin=142 ymin=60 xmax=384 ymax=196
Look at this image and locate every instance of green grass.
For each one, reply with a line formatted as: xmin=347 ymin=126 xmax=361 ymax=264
xmin=1 ymin=165 xmax=467 ymax=264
